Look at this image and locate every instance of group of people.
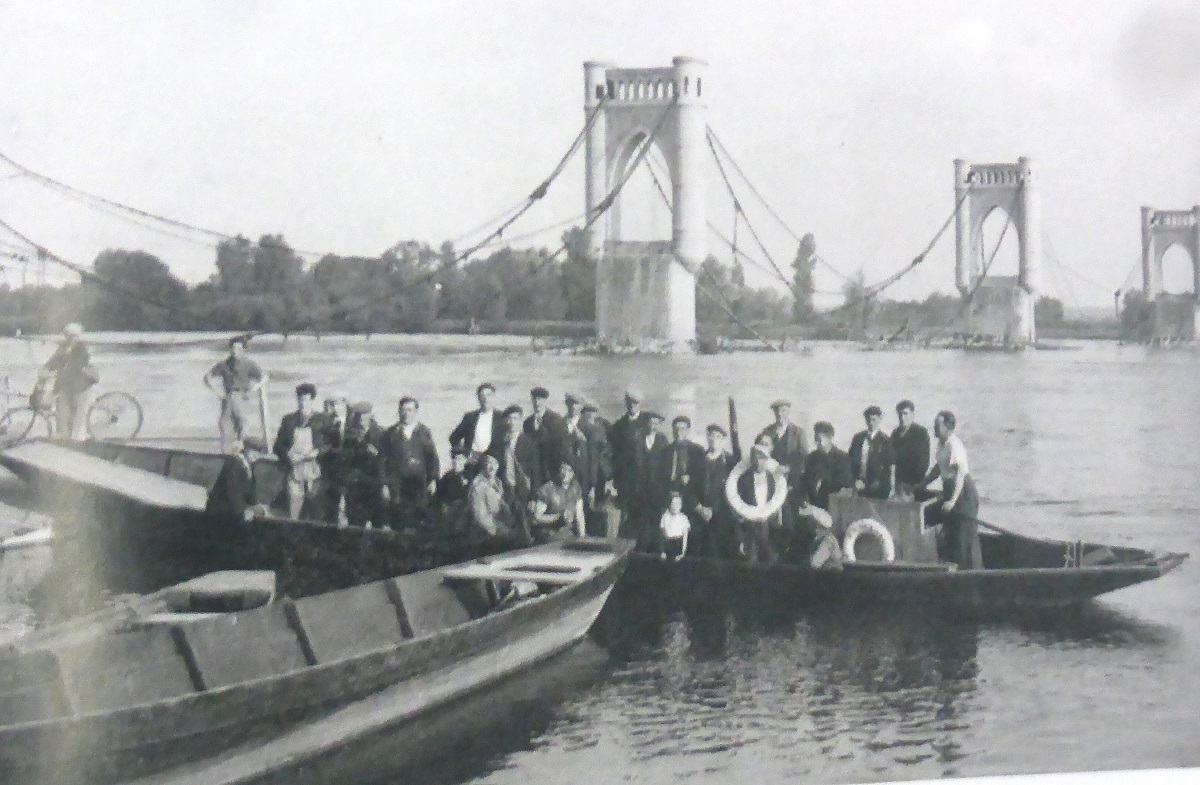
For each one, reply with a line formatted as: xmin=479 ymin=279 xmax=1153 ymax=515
xmin=204 ymin=334 xmax=980 ymax=571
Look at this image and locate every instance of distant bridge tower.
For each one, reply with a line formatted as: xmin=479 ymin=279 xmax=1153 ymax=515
xmin=583 ymin=56 xmax=707 ymax=347
xmin=1141 ymin=206 xmax=1200 ymax=341
xmin=953 ymin=158 xmax=1042 ymax=345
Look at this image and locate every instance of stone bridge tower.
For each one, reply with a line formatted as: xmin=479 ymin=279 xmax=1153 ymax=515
xmin=1141 ymin=206 xmax=1200 ymax=341
xmin=583 ymin=56 xmax=707 ymax=347
xmin=953 ymin=158 xmax=1042 ymax=345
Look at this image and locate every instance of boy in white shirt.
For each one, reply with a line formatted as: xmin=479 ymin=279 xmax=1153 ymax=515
xmin=659 ymin=491 xmax=690 ymax=561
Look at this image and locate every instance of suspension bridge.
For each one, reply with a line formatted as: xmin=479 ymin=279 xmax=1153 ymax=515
xmin=2 ymin=55 xmax=1197 ymax=348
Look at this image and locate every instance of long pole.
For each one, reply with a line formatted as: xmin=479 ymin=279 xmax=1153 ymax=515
xmin=728 ymin=397 xmax=742 ymax=463
xmin=258 ymin=375 xmax=271 ymax=444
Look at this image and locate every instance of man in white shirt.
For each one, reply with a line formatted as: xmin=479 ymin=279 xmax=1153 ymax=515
xmin=449 ymin=382 xmax=503 ymax=477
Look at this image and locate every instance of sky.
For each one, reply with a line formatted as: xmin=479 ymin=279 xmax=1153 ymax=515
xmin=1 ymin=0 xmax=1199 ymax=307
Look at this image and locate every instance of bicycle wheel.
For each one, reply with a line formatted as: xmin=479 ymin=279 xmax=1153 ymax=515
xmin=0 ymin=406 xmax=52 ymax=448
xmin=86 ymin=391 xmax=144 ymax=441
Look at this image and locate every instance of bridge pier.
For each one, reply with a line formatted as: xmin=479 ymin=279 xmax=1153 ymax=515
xmin=584 ymin=56 xmax=707 ymax=348
xmin=1141 ymin=205 xmax=1200 ymax=342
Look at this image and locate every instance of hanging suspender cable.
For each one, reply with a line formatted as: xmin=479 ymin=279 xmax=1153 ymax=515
xmin=640 ymin=154 xmax=780 ymax=352
xmin=451 ymin=96 xmax=610 ymax=264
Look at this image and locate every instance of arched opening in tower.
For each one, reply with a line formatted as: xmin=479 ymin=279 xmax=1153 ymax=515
xmin=977 ymin=205 xmax=1021 ymax=281
xmin=611 ymin=137 xmax=673 ymax=243
xmin=1160 ymin=243 xmax=1196 ymax=294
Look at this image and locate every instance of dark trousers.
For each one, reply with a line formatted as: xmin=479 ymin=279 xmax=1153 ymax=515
xmin=929 ymin=476 xmax=981 ymax=569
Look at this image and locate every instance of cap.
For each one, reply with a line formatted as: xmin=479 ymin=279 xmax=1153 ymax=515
xmin=63 ymin=322 xmax=83 ymax=337
xmin=565 ymin=393 xmax=582 ymax=406
xmin=530 ymin=386 xmax=550 ymax=400
xmin=643 ymin=411 xmax=664 ymax=422
xmin=349 ymin=401 xmax=373 ymax=415
xmin=705 ymin=423 xmax=727 ymax=436
xmin=324 ymin=391 xmax=348 ymax=404
xmin=502 ymin=404 xmax=524 ymax=417
xmin=295 ymin=383 xmax=317 ymax=398
xmin=864 ymin=405 xmax=883 ymax=418
xmin=581 ymin=403 xmax=599 ymax=414
xmin=672 ymin=415 xmax=692 ymax=427
xmin=770 ymin=399 xmax=792 ymax=411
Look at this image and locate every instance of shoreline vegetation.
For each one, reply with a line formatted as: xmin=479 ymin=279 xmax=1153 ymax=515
xmin=0 ymin=231 xmax=1161 ymax=344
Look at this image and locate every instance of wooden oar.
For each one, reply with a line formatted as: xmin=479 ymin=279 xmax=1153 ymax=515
xmin=727 ymin=396 xmax=742 ymax=463
xmin=258 ymin=375 xmax=271 ymax=444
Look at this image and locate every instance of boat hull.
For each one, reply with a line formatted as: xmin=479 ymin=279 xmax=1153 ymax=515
xmin=625 ymin=548 xmax=1188 ymax=611
xmin=0 ymin=542 xmax=629 ymax=785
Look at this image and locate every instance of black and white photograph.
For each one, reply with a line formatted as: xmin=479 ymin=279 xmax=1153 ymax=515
xmin=0 ymin=2 xmax=1197 ymax=784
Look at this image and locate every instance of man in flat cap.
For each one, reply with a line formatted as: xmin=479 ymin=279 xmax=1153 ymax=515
xmin=379 ymin=396 xmax=440 ymax=529
xmin=890 ymin=400 xmax=931 ymax=500
xmin=206 ymin=435 xmax=270 ymax=523
xmin=579 ymin=403 xmax=615 ymax=536
xmin=489 ymin=404 xmax=535 ymax=532
xmin=695 ymin=423 xmax=741 ymax=557
xmin=849 ymin=405 xmax=896 ymax=499
xmin=666 ymin=415 xmax=705 ymax=535
xmin=523 ymin=386 xmax=569 ymax=493
xmin=343 ymin=401 xmax=386 ymax=527
xmin=203 ymin=334 xmax=264 ymax=451
xmin=562 ymin=393 xmax=594 ymax=510
xmin=626 ymin=410 xmax=670 ymax=546
xmin=608 ymin=389 xmax=645 ymax=513
xmin=759 ymin=399 xmax=810 ymax=480
xmin=449 ymin=382 xmax=504 ymax=477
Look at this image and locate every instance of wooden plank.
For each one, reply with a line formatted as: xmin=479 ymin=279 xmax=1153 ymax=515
xmin=0 ymin=441 xmax=209 ymax=511
xmin=178 ymin=604 xmax=309 ymax=690
xmin=291 ymin=582 xmax=410 ymax=664
xmin=441 ymin=564 xmax=582 ymax=585
xmin=56 ymin=626 xmax=197 ymax=714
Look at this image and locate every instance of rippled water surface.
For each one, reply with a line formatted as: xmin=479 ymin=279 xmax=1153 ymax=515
xmin=1 ymin=335 xmax=1197 ymax=783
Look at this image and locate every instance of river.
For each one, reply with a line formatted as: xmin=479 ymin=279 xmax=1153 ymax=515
xmin=0 ymin=334 xmax=1197 ymax=784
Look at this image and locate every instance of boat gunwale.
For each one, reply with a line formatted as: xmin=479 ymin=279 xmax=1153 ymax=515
xmin=0 ymin=541 xmax=631 ymax=739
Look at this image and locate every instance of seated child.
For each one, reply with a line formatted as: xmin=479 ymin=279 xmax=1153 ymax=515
xmin=659 ymin=491 xmax=691 ymax=561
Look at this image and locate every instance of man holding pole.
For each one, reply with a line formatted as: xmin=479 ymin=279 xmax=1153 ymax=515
xmin=204 ymin=335 xmax=266 ymax=450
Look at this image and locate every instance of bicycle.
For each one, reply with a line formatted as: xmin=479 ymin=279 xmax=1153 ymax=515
xmin=0 ymin=377 xmax=144 ymax=448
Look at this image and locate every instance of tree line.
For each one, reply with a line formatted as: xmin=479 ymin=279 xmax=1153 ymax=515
xmin=1 ymin=227 xmax=1081 ymax=338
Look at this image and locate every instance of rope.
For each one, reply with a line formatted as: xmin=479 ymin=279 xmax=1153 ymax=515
xmin=706 ymin=127 xmax=850 ymax=282
xmin=449 ymin=96 xmax=609 ymax=264
xmin=0 ymin=215 xmax=199 ymax=324
xmin=639 ymin=155 xmax=779 ymax=351
xmin=0 ymin=151 xmax=330 ymax=260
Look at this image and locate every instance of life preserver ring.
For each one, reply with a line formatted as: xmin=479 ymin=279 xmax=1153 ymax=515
xmin=842 ymin=518 xmax=896 ymax=563
xmin=725 ymin=458 xmax=788 ymax=522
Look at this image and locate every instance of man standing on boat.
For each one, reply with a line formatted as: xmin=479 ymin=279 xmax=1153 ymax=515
xmin=849 ymin=405 xmax=896 ymax=499
xmin=696 ymin=423 xmax=738 ymax=557
xmin=608 ymin=389 xmax=644 ymax=528
xmin=467 ymin=454 xmax=525 ymax=545
xmin=490 ymin=404 xmax=534 ymax=533
xmin=40 ymin=322 xmax=98 ymax=440
xmin=204 ymin=335 xmax=265 ymax=451
xmin=273 ymin=383 xmax=326 ymax=519
xmin=206 ymin=435 xmax=270 ymax=522
xmin=666 ymin=415 xmax=705 ymax=545
xmin=731 ymin=443 xmax=786 ymax=563
xmin=342 ymin=402 xmax=385 ymax=528
xmin=523 ymin=386 xmax=569 ymax=493
xmin=890 ymin=399 xmax=931 ymax=500
xmin=801 ymin=421 xmax=854 ymax=511
xmin=578 ymin=402 xmax=613 ymax=536
xmin=318 ymin=392 xmax=350 ymax=524
xmin=919 ymin=410 xmax=981 ymax=569
xmin=628 ymin=411 xmax=670 ymax=546
xmin=379 ymin=396 xmax=440 ymax=530
xmin=449 ymin=382 xmax=503 ymax=477
xmin=758 ymin=399 xmax=810 ymax=478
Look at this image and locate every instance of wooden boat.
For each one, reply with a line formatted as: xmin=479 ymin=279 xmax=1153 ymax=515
xmin=0 ymin=439 xmax=509 ymax=604
xmin=627 ymin=495 xmax=1188 ymax=611
xmin=0 ymin=538 xmax=631 ymax=785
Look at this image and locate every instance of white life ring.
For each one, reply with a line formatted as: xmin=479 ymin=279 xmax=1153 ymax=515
xmin=725 ymin=458 xmax=788 ymax=522
xmin=842 ymin=518 xmax=896 ymax=563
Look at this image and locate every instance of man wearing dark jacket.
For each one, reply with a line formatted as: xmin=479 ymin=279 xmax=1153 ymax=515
xmin=448 ymin=382 xmax=504 ymax=475
xmin=803 ymin=421 xmax=854 ymax=510
xmin=379 ymin=396 xmax=440 ymax=529
xmin=849 ymin=405 xmax=896 ymax=499
xmin=890 ymin=399 xmax=931 ymax=498
xmin=273 ymin=383 xmax=328 ymax=519
xmin=608 ymin=389 xmax=644 ymax=504
xmin=206 ymin=436 xmax=268 ymax=522
xmin=522 ymin=386 xmax=569 ymax=492
xmin=627 ymin=411 xmax=670 ymax=546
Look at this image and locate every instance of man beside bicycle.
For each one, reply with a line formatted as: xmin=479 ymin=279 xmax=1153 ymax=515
xmin=38 ymin=323 xmax=99 ymax=440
